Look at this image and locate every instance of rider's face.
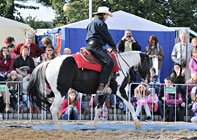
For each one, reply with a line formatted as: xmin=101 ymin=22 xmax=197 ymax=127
xmin=103 ymin=14 xmax=108 ymax=21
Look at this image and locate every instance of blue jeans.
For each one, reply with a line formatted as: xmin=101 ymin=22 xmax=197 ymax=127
xmin=62 ymin=107 xmax=78 ymax=120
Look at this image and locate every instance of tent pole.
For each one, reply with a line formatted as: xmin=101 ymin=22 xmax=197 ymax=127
xmin=89 ymin=0 xmax=92 ymax=23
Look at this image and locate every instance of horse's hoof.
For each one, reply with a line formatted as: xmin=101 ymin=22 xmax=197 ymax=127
xmin=134 ymin=120 xmax=141 ymax=129
xmin=92 ymin=122 xmax=97 ymax=127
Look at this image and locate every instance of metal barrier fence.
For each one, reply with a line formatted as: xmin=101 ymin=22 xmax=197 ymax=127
xmin=0 ymin=81 xmax=196 ymax=123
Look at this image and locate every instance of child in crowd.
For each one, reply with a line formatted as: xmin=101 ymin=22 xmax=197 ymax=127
xmin=95 ymin=102 xmax=108 ymax=121
xmin=61 ymin=89 xmax=80 ymax=120
xmin=7 ymin=71 xmax=20 ymax=111
xmin=135 ymin=83 xmax=151 ymax=121
xmin=191 ymin=94 xmax=197 ymax=123
xmin=147 ymin=88 xmax=159 ymax=113
xmin=146 ymin=67 xmax=160 ymax=94
xmin=189 ymin=49 xmax=197 ymax=77
xmin=163 ymin=78 xmax=183 ymax=122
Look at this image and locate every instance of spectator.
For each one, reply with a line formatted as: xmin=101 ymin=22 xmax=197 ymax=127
xmin=146 ymin=67 xmax=160 ymax=94
xmin=7 ymin=43 xmax=17 ymax=60
xmin=170 ymin=63 xmax=186 ymax=111
xmin=171 ymin=32 xmax=193 ymax=81
xmin=191 ymin=37 xmax=197 ymax=50
xmin=189 ymin=49 xmax=197 ymax=77
xmin=7 ymin=70 xmax=20 ymax=111
xmin=41 ymin=36 xmax=52 ymax=52
xmin=64 ymin=48 xmax=71 ymax=55
xmin=42 ymin=44 xmax=57 ymax=62
xmin=13 ymin=45 xmax=35 ymax=108
xmin=4 ymin=36 xmax=15 ymax=47
xmin=0 ymin=46 xmax=14 ymax=80
xmin=134 ymin=83 xmax=151 ymax=121
xmin=14 ymin=34 xmax=43 ymax=58
xmin=0 ymin=91 xmax=6 ymax=120
xmin=95 ymin=101 xmax=108 ymax=121
xmin=162 ymin=77 xmax=184 ymax=121
xmin=191 ymin=86 xmax=197 ymax=102
xmin=191 ymin=91 xmax=197 ymax=123
xmin=158 ymin=77 xmax=171 ymax=119
xmin=147 ymin=88 xmax=159 ymax=113
xmin=144 ymin=35 xmax=164 ymax=81
xmin=186 ymin=73 xmax=197 ymax=105
xmin=61 ymin=89 xmax=80 ymax=120
xmin=117 ymin=29 xmax=141 ymax=52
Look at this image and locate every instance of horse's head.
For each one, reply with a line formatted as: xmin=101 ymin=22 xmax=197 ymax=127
xmin=131 ymin=52 xmax=150 ymax=81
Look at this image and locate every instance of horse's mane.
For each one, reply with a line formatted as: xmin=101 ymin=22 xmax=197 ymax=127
xmin=118 ymin=51 xmax=141 ymax=73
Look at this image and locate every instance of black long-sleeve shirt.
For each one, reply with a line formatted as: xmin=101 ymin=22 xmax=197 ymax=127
xmin=13 ymin=55 xmax=35 ymax=74
xmin=86 ymin=18 xmax=116 ymax=49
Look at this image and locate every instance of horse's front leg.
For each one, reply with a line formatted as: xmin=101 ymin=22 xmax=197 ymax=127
xmin=122 ymin=98 xmax=141 ymax=129
xmin=50 ymin=94 xmax=64 ymax=130
xmin=118 ymin=85 xmax=141 ymax=129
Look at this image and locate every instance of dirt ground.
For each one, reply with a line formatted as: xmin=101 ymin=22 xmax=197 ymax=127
xmin=0 ymin=121 xmax=197 ymax=140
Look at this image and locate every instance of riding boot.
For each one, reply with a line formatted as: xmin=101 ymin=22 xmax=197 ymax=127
xmin=96 ymin=83 xmax=105 ymax=93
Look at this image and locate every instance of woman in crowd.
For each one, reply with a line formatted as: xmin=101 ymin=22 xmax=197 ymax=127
xmin=61 ymin=89 xmax=80 ymax=120
xmin=42 ymin=44 xmax=57 ymax=62
xmin=144 ymin=35 xmax=164 ymax=81
xmin=0 ymin=46 xmax=14 ymax=80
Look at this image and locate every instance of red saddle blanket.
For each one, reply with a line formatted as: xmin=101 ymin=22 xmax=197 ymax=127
xmin=73 ymin=53 xmax=119 ymax=72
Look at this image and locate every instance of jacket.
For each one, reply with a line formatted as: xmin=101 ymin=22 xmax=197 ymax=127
xmin=86 ymin=18 xmax=116 ymax=49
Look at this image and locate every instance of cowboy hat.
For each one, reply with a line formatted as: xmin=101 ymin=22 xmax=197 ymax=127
xmin=93 ymin=6 xmax=112 ymax=17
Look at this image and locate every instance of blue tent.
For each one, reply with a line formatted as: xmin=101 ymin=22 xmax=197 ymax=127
xmin=47 ymin=11 xmax=175 ymax=82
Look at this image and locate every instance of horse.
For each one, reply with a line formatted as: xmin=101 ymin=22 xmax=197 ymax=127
xmin=27 ymin=51 xmax=150 ymax=129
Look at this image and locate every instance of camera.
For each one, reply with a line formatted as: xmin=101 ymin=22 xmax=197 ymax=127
xmin=181 ymin=60 xmax=186 ymax=67
xmin=127 ymin=35 xmax=131 ymax=38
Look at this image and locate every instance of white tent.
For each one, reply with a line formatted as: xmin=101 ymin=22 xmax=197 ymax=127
xmin=0 ymin=16 xmax=33 ymax=47
xmin=59 ymin=10 xmax=174 ymax=31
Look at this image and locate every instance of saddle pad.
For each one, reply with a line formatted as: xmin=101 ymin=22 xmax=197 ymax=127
xmin=73 ymin=53 xmax=119 ymax=72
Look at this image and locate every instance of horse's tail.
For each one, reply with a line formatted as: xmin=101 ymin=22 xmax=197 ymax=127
xmin=27 ymin=62 xmax=51 ymax=110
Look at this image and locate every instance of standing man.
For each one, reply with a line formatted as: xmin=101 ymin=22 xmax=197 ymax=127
xmin=117 ymin=29 xmax=141 ymax=52
xmin=171 ymin=32 xmax=193 ymax=81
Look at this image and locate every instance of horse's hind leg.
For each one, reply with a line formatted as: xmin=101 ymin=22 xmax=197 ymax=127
xmin=92 ymin=95 xmax=107 ymax=127
xmin=50 ymin=93 xmax=64 ymax=130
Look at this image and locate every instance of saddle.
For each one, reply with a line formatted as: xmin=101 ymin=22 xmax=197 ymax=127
xmin=80 ymin=47 xmax=100 ymax=64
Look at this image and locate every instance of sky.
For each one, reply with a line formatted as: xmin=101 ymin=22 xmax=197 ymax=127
xmin=15 ymin=0 xmax=56 ymax=21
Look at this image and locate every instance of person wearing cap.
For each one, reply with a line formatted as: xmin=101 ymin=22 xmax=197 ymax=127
xmin=14 ymin=34 xmax=43 ymax=58
xmin=4 ymin=36 xmax=15 ymax=47
xmin=86 ymin=6 xmax=117 ymax=93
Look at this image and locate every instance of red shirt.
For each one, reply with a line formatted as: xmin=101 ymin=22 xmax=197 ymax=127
xmin=0 ymin=58 xmax=14 ymax=73
xmin=14 ymin=43 xmax=43 ymax=58
xmin=61 ymin=99 xmax=80 ymax=114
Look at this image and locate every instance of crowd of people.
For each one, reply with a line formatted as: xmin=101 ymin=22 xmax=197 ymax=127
xmin=0 ymin=6 xmax=197 ymax=123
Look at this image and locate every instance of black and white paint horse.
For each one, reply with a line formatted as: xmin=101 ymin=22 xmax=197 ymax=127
xmin=27 ymin=51 xmax=150 ymax=129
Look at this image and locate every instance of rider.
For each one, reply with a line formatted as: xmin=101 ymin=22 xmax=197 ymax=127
xmin=86 ymin=6 xmax=117 ymax=94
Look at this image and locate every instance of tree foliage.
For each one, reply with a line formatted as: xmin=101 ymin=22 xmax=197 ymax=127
xmin=48 ymin=0 xmax=197 ymax=31
xmin=1 ymin=0 xmax=197 ymax=31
